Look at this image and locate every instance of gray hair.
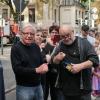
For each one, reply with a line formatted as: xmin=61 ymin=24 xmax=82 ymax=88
xmin=21 ymin=22 xmax=37 ymax=33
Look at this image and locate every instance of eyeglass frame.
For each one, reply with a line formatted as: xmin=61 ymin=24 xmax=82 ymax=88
xmin=60 ymin=31 xmax=74 ymax=39
xmin=22 ymin=32 xmax=35 ymax=36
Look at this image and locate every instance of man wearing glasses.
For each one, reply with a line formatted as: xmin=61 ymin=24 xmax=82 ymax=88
xmin=11 ymin=23 xmax=48 ymax=100
xmin=52 ymin=25 xmax=99 ymax=100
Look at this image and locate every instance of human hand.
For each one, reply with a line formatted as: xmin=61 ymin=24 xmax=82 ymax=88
xmin=36 ymin=63 xmax=48 ymax=74
xmin=96 ymin=73 xmax=100 ymax=78
xmin=54 ymin=52 xmax=66 ymax=63
xmin=46 ymin=54 xmax=51 ymax=63
xmin=40 ymin=43 xmax=46 ymax=49
xmin=70 ymin=63 xmax=82 ymax=74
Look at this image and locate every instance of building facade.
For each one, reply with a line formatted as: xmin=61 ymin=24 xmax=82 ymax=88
xmin=56 ymin=0 xmax=86 ymax=33
xmin=21 ymin=0 xmax=55 ymax=27
xmin=9 ymin=0 xmax=86 ymax=31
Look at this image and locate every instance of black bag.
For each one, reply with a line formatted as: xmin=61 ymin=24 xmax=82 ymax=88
xmin=0 ymin=61 xmax=5 ymax=100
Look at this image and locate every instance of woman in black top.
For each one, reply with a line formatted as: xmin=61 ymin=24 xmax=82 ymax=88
xmin=43 ymin=25 xmax=65 ymax=100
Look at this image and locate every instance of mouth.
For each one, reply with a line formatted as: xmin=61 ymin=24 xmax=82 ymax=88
xmin=26 ymin=39 xmax=32 ymax=41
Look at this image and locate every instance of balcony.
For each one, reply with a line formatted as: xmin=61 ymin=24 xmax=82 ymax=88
xmin=59 ymin=0 xmax=86 ymax=8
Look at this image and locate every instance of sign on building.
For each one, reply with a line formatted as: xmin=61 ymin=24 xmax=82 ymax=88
xmin=13 ymin=0 xmax=29 ymax=13
xmin=60 ymin=6 xmax=71 ymax=25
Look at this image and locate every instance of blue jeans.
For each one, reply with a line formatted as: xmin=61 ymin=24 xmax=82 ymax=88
xmin=16 ymin=85 xmax=43 ymax=100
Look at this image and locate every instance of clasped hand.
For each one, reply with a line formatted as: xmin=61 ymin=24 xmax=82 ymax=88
xmin=53 ymin=52 xmax=66 ymax=64
xmin=70 ymin=64 xmax=83 ymax=74
xmin=36 ymin=63 xmax=48 ymax=74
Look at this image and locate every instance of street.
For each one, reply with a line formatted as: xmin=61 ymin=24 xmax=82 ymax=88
xmin=0 ymin=46 xmax=16 ymax=100
xmin=0 ymin=46 xmax=100 ymax=100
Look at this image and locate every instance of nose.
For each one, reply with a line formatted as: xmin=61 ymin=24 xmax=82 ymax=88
xmin=63 ymin=35 xmax=70 ymax=39
xmin=27 ymin=34 xmax=32 ymax=38
xmin=39 ymin=35 xmax=42 ymax=38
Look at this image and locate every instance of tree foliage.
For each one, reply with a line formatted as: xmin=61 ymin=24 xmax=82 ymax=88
xmin=81 ymin=0 xmax=95 ymax=2
xmin=0 ymin=0 xmax=18 ymax=22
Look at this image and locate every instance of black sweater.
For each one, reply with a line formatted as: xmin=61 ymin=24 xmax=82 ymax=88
xmin=11 ymin=41 xmax=43 ymax=86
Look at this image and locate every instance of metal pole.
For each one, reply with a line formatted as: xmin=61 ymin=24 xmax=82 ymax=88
xmin=88 ymin=0 xmax=91 ymax=27
xmin=19 ymin=0 xmax=22 ymax=31
xmin=59 ymin=5 xmax=61 ymax=26
xmin=0 ymin=11 xmax=3 ymax=55
xmin=1 ymin=33 xmax=3 ymax=55
xmin=65 ymin=0 xmax=66 ymax=6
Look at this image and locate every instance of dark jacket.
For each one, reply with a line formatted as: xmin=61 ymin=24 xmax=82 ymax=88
xmin=11 ymin=41 xmax=43 ymax=86
xmin=52 ymin=37 xmax=99 ymax=96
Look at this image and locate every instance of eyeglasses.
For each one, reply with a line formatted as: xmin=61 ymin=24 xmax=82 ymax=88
xmin=22 ymin=32 xmax=35 ymax=36
xmin=60 ymin=34 xmax=72 ymax=39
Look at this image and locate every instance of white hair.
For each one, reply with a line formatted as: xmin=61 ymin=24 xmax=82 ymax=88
xmin=21 ymin=22 xmax=37 ymax=33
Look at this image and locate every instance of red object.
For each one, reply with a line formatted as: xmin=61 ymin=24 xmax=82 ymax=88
xmin=11 ymin=23 xmax=19 ymax=35
xmin=52 ymin=34 xmax=60 ymax=44
xmin=13 ymin=23 xmax=19 ymax=35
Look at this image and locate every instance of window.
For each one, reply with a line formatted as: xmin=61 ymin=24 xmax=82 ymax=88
xmin=82 ymin=12 xmax=84 ymax=19
xmin=75 ymin=10 xmax=78 ymax=19
xmin=2 ymin=9 xmax=8 ymax=19
xmin=54 ymin=9 xmax=56 ymax=23
xmin=21 ymin=15 xmax=24 ymax=21
xmin=29 ymin=8 xmax=35 ymax=22
xmin=65 ymin=0 xmax=70 ymax=5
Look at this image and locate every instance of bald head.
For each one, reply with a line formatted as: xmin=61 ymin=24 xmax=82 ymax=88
xmin=59 ymin=25 xmax=74 ymax=34
xmin=59 ymin=25 xmax=74 ymax=36
xmin=59 ymin=25 xmax=75 ymax=45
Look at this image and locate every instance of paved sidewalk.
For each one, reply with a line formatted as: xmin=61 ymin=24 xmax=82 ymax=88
xmin=0 ymin=46 xmax=16 ymax=100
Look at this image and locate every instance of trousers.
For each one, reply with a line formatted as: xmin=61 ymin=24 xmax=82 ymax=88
xmin=16 ymin=84 xmax=43 ymax=100
xmin=64 ymin=93 xmax=91 ymax=100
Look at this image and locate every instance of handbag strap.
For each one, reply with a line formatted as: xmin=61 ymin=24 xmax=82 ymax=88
xmin=78 ymin=37 xmax=84 ymax=89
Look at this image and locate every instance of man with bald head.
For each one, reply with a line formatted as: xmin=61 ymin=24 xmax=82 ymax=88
xmin=59 ymin=25 xmax=75 ymax=45
xmin=52 ymin=25 xmax=99 ymax=100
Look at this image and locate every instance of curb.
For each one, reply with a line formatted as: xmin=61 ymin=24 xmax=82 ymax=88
xmin=5 ymin=85 xmax=16 ymax=94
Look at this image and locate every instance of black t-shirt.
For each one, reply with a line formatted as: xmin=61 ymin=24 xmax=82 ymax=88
xmin=59 ymin=37 xmax=82 ymax=96
xmin=43 ymin=43 xmax=58 ymax=85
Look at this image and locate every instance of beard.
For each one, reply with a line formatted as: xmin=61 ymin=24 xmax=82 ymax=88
xmin=63 ymin=37 xmax=76 ymax=45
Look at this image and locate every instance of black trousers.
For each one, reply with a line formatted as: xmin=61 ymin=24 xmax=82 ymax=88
xmin=64 ymin=93 xmax=91 ymax=100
